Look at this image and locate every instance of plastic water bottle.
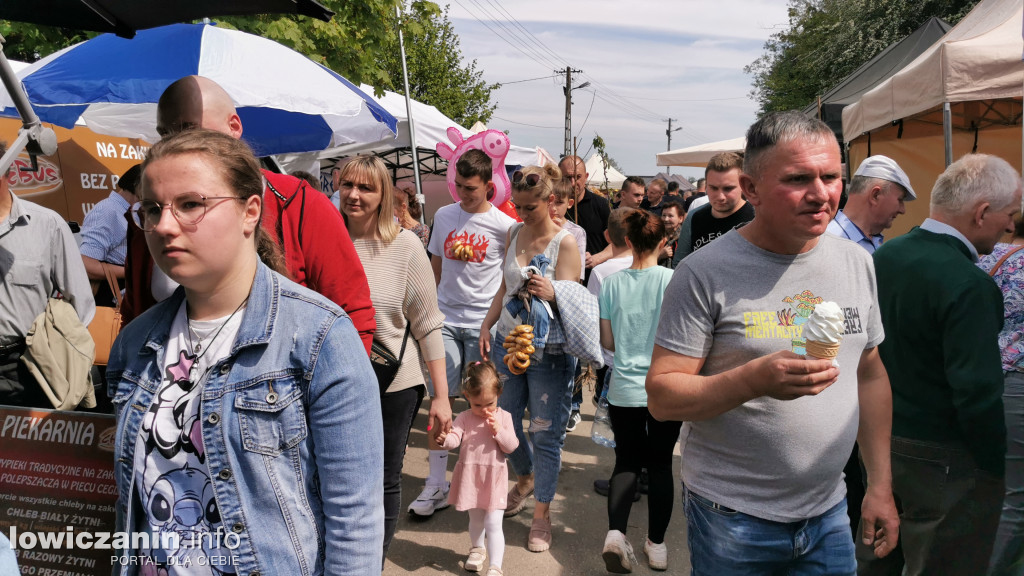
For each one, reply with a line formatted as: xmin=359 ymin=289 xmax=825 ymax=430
xmin=591 ymin=396 xmax=616 ymax=448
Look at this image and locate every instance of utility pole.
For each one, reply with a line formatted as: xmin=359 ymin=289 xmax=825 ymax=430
xmin=560 ymin=66 xmax=583 ymax=158
xmin=665 ymin=118 xmax=681 ymax=175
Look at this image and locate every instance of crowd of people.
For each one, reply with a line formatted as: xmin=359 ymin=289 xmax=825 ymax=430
xmin=1 ymin=74 xmax=1023 ymax=576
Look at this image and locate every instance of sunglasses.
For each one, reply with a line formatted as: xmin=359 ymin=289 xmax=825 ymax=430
xmin=512 ymin=170 xmax=541 ymax=188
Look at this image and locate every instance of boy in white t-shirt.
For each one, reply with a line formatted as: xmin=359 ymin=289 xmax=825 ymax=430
xmin=409 ymin=149 xmax=516 ymax=517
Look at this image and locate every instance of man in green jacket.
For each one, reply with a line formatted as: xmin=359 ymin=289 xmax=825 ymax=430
xmin=870 ymin=153 xmax=1022 ymax=576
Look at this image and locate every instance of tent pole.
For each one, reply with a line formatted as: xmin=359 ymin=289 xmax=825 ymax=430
xmin=943 ymin=102 xmax=953 ymax=167
xmin=0 ymin=34 xmax=57 ymax=175
xmin=396 ymin=3 xmax=424 ymax=224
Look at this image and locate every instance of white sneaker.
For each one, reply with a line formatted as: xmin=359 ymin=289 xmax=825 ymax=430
xmin=407 ymin=482 xmax=450 ymax=516
xmin=602 ymin=529 xmax=636 ymax=574
xmin=643 ymin=538 xmax=668 ymax=571
xmin=464 ymin=546 xmax=486 ymax=572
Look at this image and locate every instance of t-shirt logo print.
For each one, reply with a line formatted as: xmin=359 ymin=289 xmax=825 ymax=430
xmin=444 ymin=230 xmax=488 ymax=263
xmin=744 ymin=289 xmax=831 ymax=354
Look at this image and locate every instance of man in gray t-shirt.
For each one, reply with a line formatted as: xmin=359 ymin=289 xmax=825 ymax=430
xmin=648 ymin=111 xmax=899 ymax=574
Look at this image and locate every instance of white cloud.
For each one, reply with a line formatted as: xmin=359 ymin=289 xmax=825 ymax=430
xmin=435 ymin=0 xmax=790 ymax=177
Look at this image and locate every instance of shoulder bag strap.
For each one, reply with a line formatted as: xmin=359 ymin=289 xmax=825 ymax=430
xmin=396 ymin=324 xmax=412 ymax=362
xmin=102 ymin=262 xmax=122 ymax=308
xmin=989 ymin=245 xmax=1024 ymax=277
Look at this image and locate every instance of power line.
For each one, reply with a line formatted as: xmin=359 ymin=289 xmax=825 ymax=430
xmin=628 ymin=94 xmax=751 ymax=102
xmin=491 ymin=115 xmax=562 ymax=129
xmin=573 ymin=89 xmax=597 ymax=142
xmin=591 ymin=91 xmax=662 ymax=123
xmin=450 ymin=0 xmax=558 ymax=72
xmin=461 ymin=0 xmax=564 ymax=71
xmin=581 ymin=74 xmax=666 ymax=122
xmin=475 ymin=0 xmax=570 ymax=69
xmin=499 ymin=74 xmax=559 ymax=85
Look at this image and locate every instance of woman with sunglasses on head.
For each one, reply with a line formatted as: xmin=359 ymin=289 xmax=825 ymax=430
xmin=336 ymin=156 xmax=452 ymax=564
xmin=479 ymin=163 xmax=582 ymax=553
xmin=393 ymin=181 xmax=430 ymax=249
xmin=107 ymin=130 xmax=384 ymax=575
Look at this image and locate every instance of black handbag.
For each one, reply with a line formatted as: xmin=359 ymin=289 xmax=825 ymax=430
xmin=369 ymin=325 xmax=411 ymax=395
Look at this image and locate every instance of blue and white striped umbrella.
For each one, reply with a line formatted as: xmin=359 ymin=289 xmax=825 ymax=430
xmin=1 ymin=23 xmax=397 ymax=156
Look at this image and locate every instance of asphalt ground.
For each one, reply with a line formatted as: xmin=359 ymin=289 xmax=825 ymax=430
xmin=383 ymin=394 xmax=691 ymax=575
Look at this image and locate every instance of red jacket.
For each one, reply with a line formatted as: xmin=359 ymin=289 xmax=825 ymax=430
xmin=121 ymin=170 xmax=376 ymax=354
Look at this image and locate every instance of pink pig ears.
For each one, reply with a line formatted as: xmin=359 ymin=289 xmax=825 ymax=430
xmin=440 ymin=127 xmax=513 ymax=206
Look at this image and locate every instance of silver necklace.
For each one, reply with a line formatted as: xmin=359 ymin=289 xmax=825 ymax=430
xmin=185 ymin=297 xmax=249 ymax=363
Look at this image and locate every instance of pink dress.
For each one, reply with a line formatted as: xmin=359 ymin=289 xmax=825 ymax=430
xmin=442 ymin=409 xmax=520 ymax=511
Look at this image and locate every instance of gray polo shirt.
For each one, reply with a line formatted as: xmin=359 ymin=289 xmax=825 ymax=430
xmin=0 ymin=190 xmax=94 ymax=347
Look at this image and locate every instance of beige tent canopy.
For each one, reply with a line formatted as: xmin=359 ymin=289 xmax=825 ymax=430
xmin=841 ymin=0 xmax=1023 ymax=238
xmin=586 ymin=153 xmax=626 ymax=190
xmin=656 ymin=136 xmax=745 ymax=168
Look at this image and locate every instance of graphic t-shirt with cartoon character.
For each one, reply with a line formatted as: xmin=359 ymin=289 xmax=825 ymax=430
xmin=655 ymin=230 xmax=883 ymax=524
xmin=427 ymin=203 xmax=515 ymax=327
xmin=132 ymin=301 xmax=243 ymax=575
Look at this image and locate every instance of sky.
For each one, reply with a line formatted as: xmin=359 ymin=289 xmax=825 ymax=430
xmin=439 ymin=0 xmax=791 ymax=180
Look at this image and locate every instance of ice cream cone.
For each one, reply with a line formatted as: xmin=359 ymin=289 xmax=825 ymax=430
xmin=805 ymin=339 xmax=840 ymax=360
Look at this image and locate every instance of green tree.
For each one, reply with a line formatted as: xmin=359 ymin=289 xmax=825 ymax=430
xmin=377 ymin=4 xmax=498 ymax=126
xmin=746 ymin=0 xmax=979 ymax=115
xmin=0 ymin=22 xmax=95 ymax=62
xmin=592 ymin=134 xmax=611 ymax=191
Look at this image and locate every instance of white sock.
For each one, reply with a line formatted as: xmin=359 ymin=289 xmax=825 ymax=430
xmin=484 ymin=509 xmax=505 ymax=568
xmin=427 ymin=450 xmax=448 ymax=487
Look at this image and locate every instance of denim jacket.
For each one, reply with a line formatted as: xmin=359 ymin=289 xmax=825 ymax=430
xmin=107 ymin=262 xmax=384 ymax=575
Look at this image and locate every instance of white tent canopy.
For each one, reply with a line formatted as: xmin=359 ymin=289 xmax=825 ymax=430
xmin=585 ymin=153 xmax=626 ymax=190
xmin=656 ymin=136 xmax=746 ymax=167
xmin=842 ymin=0 xmax=1024 ymax=139
xmin=276 ymin=88 xmax=550 ymax=172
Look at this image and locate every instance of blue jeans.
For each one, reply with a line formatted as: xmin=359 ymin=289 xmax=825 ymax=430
xmin=495 ymin=336 xmax=576 ymax=503
xmin=992 ymin=371 xmax=1024 ymax=575
xmin=436 ymin=324 xmax=482 ymax=397
xmin=381 ymin=385 xmax=424 ymax=563
xmin=686 ymin=488 xmax=856 ymax=575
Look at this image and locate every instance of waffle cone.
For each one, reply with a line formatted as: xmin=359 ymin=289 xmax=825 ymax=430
xmin=805 ymin=339 xmax=840 ymax=359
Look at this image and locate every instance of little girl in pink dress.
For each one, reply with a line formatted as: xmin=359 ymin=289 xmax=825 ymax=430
xmin=439 ymin=361 xmax=520 ymax=575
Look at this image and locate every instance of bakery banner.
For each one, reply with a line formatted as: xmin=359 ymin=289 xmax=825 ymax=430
xmin=0 ymin=405 xmax=117 ymax=576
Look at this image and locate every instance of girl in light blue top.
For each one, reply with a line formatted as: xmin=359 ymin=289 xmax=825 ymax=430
xmin=598 ymin=209 xmax=681 ymax=573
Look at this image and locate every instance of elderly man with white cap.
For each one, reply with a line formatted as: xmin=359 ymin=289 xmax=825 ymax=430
xmin=827 ymin=155 xmax=916 ymax=253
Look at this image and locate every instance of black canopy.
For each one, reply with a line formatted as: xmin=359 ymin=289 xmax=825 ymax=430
xmin=0 ymin=0 xmax=332 ymax=38
xmin=804 ymin=17 xmax=951 ymax=141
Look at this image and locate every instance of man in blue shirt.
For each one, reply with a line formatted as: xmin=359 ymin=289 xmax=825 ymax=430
xmin=826 ymin=155 xmax=915 ymax=254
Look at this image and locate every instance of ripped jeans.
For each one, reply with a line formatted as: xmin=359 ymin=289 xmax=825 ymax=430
xmin=495 ymin=336 xmax=576 ymax=503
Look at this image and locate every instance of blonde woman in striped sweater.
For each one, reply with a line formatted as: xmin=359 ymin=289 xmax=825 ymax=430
xmin=336 ymin=156 xmax=453 ymax=565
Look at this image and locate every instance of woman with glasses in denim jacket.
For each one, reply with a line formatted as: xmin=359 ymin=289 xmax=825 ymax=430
xmin=479 ymin=163 xmax=582 ymax=553
xmin=107 ymin=130 xmax=384 ymax=575
xmin=336 ymin=155 xmax=451 ymax=565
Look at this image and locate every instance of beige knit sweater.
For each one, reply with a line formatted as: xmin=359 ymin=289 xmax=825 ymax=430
xmin=352 ymin=228 xmax=445 ymax=393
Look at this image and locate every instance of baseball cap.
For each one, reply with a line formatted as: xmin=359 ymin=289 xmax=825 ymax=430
xmin=854 ymin=155 xmax=916 ymax=200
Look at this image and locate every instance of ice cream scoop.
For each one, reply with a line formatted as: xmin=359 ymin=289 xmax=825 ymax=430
xmin=804 ymin=302 xmax=845 ymax=344
xmin=804 ymin=301 xmax=845 ymax=361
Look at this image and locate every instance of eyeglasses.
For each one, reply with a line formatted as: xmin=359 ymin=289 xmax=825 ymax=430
xmin=512 ymin=170 xmax=541 ymax=188
xmin=131 ymin=192 xmax=245 ymax=231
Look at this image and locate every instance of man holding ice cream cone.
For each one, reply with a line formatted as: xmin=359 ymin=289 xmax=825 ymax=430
xmin=647 ymin=111 xmax=899 ymax=575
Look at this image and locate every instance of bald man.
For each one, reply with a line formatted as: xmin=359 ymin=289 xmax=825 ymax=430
xmin=560 ymin=155 xmax=610 ymax=275
xmin=123 ymin=76 xmax=376 ymax=352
